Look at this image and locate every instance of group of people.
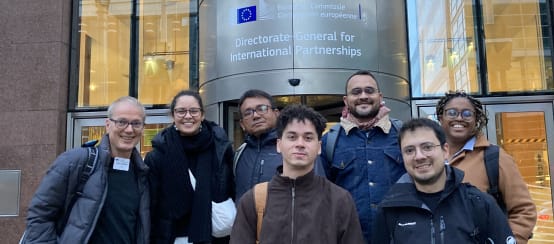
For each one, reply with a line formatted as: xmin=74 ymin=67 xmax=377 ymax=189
xmin=21 ymin=70 xmax=536 ymax=244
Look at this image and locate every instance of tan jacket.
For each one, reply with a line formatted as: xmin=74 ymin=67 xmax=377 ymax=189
xmin=449 ymin=134 xmax=537 ymax=244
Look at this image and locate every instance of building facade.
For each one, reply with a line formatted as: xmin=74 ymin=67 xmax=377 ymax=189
xmin=0 ymin=0 xmax=552 ymax=243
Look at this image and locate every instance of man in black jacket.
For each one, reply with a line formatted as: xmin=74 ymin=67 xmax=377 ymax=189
xmin=234 ymin=89 xmax=282 ymax=200
xmin=372 ymin=118 xmax=515 ymax=244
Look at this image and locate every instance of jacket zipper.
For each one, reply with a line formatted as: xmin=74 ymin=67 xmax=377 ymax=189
xmin=430 ymin=217 xmax=435 ymax=244
xmin=84 ymin=170 xmax=109 ymax=242
xmin=290 ymin=181 xmax=296 ymax=244
xmin=259 ymin=159 xmax=265 ymax=176
xmin=439 ymin=216 xmax=445 ymax=244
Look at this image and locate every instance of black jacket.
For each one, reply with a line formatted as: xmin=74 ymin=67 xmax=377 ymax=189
xmin=234 ymin=129 xmax=282 ymax=200
xmin=372 ymin=166 xmax=515 ymax=244
xmin=145 ymin=121 xmax=234 ymax=244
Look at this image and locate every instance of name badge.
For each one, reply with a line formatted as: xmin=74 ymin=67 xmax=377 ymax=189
xmin=113 ymin=157 xmax=130 ymax=171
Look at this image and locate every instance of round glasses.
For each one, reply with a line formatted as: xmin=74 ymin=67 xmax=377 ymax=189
xmin=109 ymin=118 xmax=144 ymax=129
xmin=402 ymin=142 xmax=441 ymax=157
xmin=242 ymin=104 xmax=272 ymax=118
xmin=174 ymin=108 xmax=202 ymax=118
xmin=444 ymin=108 xmax=474 ymax=120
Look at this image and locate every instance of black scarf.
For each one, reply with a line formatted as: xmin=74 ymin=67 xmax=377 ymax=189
xmin=163 ymin=121 xmax=215 ymax=243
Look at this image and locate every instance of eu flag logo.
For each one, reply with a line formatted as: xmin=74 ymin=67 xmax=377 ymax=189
xmin=237 ymin=6 xmax=256 ymax=24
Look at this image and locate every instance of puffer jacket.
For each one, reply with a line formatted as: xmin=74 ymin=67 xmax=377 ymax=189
xmin=145 ymin=121 xmax=234 ymax=243
xmin=234 ymin=129 xmax=282 ymax=200
xmin=320 ymin=118 xmax=406 ymax=242
xmin=449 ymin=134 xmax=536 ymax=243
xmin=230 ymin=168 xmax=365 ymax=244
xmin=372 ymin=165 xmax=514 ymax=244
xmin=24 ymin=134 xmax=150 ymax=243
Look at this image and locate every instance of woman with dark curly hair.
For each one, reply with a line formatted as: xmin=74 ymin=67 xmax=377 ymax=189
xmin=436 ymin=90 xmax=536 ymax=244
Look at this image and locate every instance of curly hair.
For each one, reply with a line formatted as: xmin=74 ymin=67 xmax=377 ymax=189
xmin=276 ymin=104 xmax=327 ymax=140
xmin=435 ymin=90 xmax=488 ymax=133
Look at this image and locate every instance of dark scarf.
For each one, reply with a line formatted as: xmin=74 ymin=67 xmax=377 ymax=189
xmin=163 ymin=121 xmax=215 ymax=243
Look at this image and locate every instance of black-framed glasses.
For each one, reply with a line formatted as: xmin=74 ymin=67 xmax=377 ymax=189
xmin=174 ymin=108 xmax=202 ymax=118
xmin=109 ymin=118 xmax=144 ymax=129
xmin=402 ymin=142 xmax=441 ymax=157
xmin=444 ymin=108 xmax=474 ymax=120
xmin=242 ymin=104 xmax=272 ymax=118
xmin=348 ymin=87 xmax=378 ymax=96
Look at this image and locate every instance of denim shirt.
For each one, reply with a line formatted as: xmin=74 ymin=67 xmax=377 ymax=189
xmin=321 ymin=122 xmax=406 ymax=242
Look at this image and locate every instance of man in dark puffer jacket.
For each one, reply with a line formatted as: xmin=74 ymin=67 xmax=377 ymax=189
xmin=23 ymin=96 xmax=150 ymax=244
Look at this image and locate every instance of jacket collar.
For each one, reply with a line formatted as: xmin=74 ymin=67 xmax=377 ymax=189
xmin=380 ymin=165 xmax=465 ymax=208
xmin=100 ymin=133 xmax=149 ymax=173
xmin=340 ymin=114 xmax=392 ymax=135
xmin=273 ymin=165 xmax=316 ymax=188
xmin=245 ymin=128 xmax=278 ymax=147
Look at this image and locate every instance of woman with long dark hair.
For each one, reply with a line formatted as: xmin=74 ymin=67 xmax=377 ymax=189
xmin=145 ymin=90 xmax=234 ymax=244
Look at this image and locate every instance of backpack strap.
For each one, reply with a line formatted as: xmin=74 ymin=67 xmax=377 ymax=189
xmin=58 ymin=140 xmax=99 ymax=234
xmin=461 ymin=183 xmax=489 ymax=244
xmin=484 ymin=144 xmax=507 ymax=213
xmin=233 ymin=143 xmax=247 ymax=176
xmin=325 ymin=123 xmax=342 ymax=162
xmin=390 ymin=118 xmax=403 ymax=132
xmin=253 ymin=182 xmax=269 ymax=244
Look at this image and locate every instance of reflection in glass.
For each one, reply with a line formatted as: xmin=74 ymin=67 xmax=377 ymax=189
xmin=74 ymin=0 xmax=195 ymax=108
xmin=77 ymin=1 xmax=132 ymax=107
xmin=483 ymin=1 xmax=553 ymax=93
xmin=408 ymin=0 xmax=478 ymax=96
xmin=408 ymin=0 xmax=553 ymax=97
xmin=138 ymin=0 xmax=192 ymax=105
xmin=495 ymin=111 xmax=553 ymax=243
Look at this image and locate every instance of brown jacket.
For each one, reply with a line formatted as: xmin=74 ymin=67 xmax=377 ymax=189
xmin=230 ymin=169 xmax=365 ymax=244
xmin=449 ymin=134 xmax=537 ymax=244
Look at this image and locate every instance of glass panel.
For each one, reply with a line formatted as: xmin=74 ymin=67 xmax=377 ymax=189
xmin=407 ymin=0 xmax=479 ymax=97
xmin=138 ymin=0 xmax=192 ymax=105
xmin=483 ymin=0 xmax=553 ymax=93
xmin=141 ymin=123 xmax=170 ymax=157
xmin=495 ymin=111 xmax=553 ymax=243
xmin=80 ymin=126 xmax=106 ymax=146
xmin=79 ymin=122 xmax=171 ymax=158
xmin=78 ymin=1 xmax=132 ymax=107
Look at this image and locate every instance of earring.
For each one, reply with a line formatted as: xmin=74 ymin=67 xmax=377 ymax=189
xmin=174 ymin=124 xmax=179 ymax=131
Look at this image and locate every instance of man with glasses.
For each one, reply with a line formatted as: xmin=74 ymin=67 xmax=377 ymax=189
xmin=23 ymin=96 xmax=150 ymax=244
xmin=372 ymin=118 xmax=515 ymax=244
xmin=234 ymin=89 xmax=282 ymax=200
xmin=320 ymin=70 xmax=406 ymax=243
xmin=436 ymin=91 xmax=536 ymax=243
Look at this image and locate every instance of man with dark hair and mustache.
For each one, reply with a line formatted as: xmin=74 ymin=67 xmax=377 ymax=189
xmin=320 ymin=70 xmax=406 ymax=243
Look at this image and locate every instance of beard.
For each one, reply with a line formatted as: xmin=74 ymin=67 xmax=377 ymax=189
xmin=348 ymin=103 xmax=380 ymax=119
xmin=412 ymin=164 xmax=445 ymax=186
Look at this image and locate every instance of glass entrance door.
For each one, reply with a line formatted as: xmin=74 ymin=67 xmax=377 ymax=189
xmin=486 ymin=103 xmax=554 ymax=243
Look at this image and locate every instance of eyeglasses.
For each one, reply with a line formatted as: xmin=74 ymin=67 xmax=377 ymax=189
xmin=348 ymin=87 xmax=378 ymax=96
xmin=109 ymin=118 xmax=144 ymax=129
xmin=402 ymin=142 xmax=441 ymax=157
xmin=444 ymin=108 xmax=474 ymax=120
xmin=242 ymin=104 xmax=272 ymax=118
xmin=174 ymin=108 xmax=202 ymax=118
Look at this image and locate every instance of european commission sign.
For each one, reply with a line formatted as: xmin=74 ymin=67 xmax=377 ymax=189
xmin=237 ymin=6 xmax=257 ymax=24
